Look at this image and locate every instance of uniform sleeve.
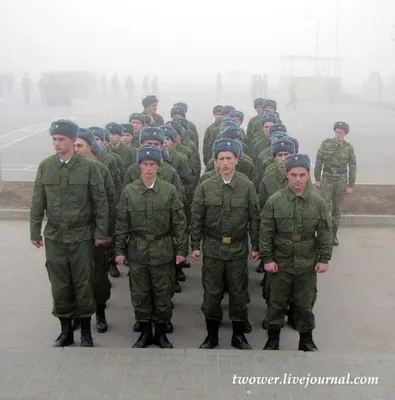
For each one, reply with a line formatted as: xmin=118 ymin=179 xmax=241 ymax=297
xmin=348 ymin=145 xmax=357 ymax=188
xmin=246 ymin=118 xmax=254 ymax=137
xmin=258 ymin=178 xmax=269 ymax=210
xmin=314 ymin=142 xmax=324 ymax=182
xmin=171 ymin=190 xmax=188 ymax=257
xmin=116 ymin=156 xmax=125 ymax=182
xmin=172 ymin=172 xmax=186 ymax=205
xmin=30 ymin=164 xmax=46 ymax=241
xmin=104 ymin=173 xmax=116 ymax=237
xmin=110 ymin=159 xmax=122 ymax=203
xmin=248 ymin=185 xmax=261 ymax=252
xmin=259 ymin=197 xmax=276 ymax=263
xmin=203 ymin=126 xmax=212 ymax=166
xmin=114 ymin=189 xmax=131 ymax=256
xmin=248 ymin=162 xmax=259 ymax=190
xmin=123 ymin=165 xmax=133 ymax=188
xmin=316 ymin=200 xmax=333 ymax=263
xmin=89 ymin=163 xmax=109 ymax=240
xmin=190 ymin=183 xmax=206 ymax=251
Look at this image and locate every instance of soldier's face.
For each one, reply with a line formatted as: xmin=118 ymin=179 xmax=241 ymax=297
xmin=235 ymin=117 xmax=243 ymax=126
xmin=110 ymin=133 xmax=121 ymax=145
xmin=216 ymin=151 xmax=238 ymax=174
xmin=74 ymin=138 xmax=92 ymax=157
xmin=214 ymin=113 xmax=222 ymax=123
xmin=287 ymin=167 xmax=309 ymax=192
xmin=141 ymin=140 xmax=162 ymax=149
xmin=275 ymin=152 xmax=290 ymax=169
xmin=140 ymin=160 xmax=159 ymax=179
xmin=147 ymin=103 xmax=158 ymax=113
xmin=264 ymin=106 xmax=275 ymax=112
xmin=164 ymin=137 xmax=175 ymax=151
xmin=256 ymin=105 xmax=264 ymax=114
xmin=131 ymin=120 xmax=143 ymax=133
xmin=334 ymin=128 xmax=346 ymax=141
xmin=52 ymin=134 xmax=74 ymax=155
xmin=95 ymin=137 xmax=107 ymax=150
xmin=122 ymin=133 xmax=133 ymax=144
xmin=263 ymin=121 xmax=274 ymax=133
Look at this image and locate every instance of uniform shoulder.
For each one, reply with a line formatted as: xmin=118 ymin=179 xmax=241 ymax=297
xmin=235 ymin=171 xmax=249 ymax=180
xmin=308 ymin=189 xmax=327 ymax=206
xmin=38 ymin=155 xmax=58 ymax=168
xmin=161 ymin=161 xmax=177 ymax=174
xmin=236 ymin=173 xmax=255 ymax=188
xmin=343 ymin=140 xmax=355 ymax=149
xmin=268 ymin=187 xmax=287 ymax=202
xmin=157 ymin=177 xmax=177 ymax=192
xmin=321 ymin=137 xmax=335 ymax=146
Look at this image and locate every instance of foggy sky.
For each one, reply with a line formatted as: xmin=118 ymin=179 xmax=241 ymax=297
xmin=1 ymin=0 xmax=395 ymax=83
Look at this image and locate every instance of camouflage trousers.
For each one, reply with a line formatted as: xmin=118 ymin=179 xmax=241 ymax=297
xmin=201 ymin=256 xmax=248 ymax=322
xmin=45 ymin=238 xmax=95 ymax=318
xmin=321 ymin=173 xmax=347 ymax=228
xmin=129 ymin=262 xmax=175 ymax=323
xmin=92 ymin=246 xmax=111 ymax=305
xmin=264 ymin=270 xmax=317 ymax=333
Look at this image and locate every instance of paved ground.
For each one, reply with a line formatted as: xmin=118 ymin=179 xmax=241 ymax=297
xmin=0 ymin=222 xmax=394 ymax=398
xmin=0 ymin=88 xmax=395 ymax=183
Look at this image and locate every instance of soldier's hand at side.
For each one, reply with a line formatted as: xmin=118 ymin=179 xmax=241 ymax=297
xmin=115 ymin=255 xmax=125 ymax=265
xmin=95 ymin=238 xmax=107 ymax=246
xmin=314 ymin=181 xmax=321 ymax=191
xmin=191 ymin=250 xmax=201 ymax=261
xmin=31 ymin=237 xmax=43 ymax=248
xmin=345 ymin=187 xmax=353 ymax=195
xmin=176 ymin=255 xmax=185 ymax=265
xmin=315 ymin=263 xmax=329 ymax=273
xmin=251 ymin=251 xmax=261 ymax=262
xmin=264 ymin=262 xmax=278 ymax=273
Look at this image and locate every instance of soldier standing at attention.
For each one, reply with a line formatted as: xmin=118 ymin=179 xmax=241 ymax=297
xmin=260 ymin=153 xmax=332 ymax=351
xmin=141 ymin=95 xmax=164 ymax=126
xmin=114 ymin=145 xmax=188 ymax=349
xmin=128 ymin=113 xmax=145 ymax=149
xmin=30 ymin=119 xmax=109 ymax=347
xmin=203 ymin=105 xmax=223 ymax=165
xmin=314 ymin=122 xmax=357 ymax=245
xmin=190 ymin=139 xmax=260 ymax=350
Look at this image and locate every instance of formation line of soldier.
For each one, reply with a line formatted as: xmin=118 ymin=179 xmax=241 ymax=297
xmin=29 ymin=95 xmax=357 ymax=351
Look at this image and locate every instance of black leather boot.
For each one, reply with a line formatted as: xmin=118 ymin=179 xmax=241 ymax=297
xmin=96 ymin=304 xmax=108 ymax=333
xmin=287 ymin=303 xmax=297 ymax=330
xmin=175 ymin=267 xmax=186 ymax=282
xmin=154 ymin=323 xmax=173 ymax=348
xmin=165 ymin=322 xmax=173 ymax=333
xmin=199 ymin=319 xmax=220 ymax=349
xmin=71 ymin=317 xmax=80 ymax=331
xmin=263 ymin=330 xmax=280 ymax=350
xmin=174 ymin=281 xmax=182 ymax=293
xmin=132 ymin=322 xmax=154 ymax=348
xmin=133 ymin=321 xmax=142 ymax=332
xmin=231 ymin=321 xmax=252 ymax=349
xmin=80 ymin=317 xmax=94 ymax=347
xmin=333 ymin=226 xmax=339 ymax=246
xmin=109 ymin=262 xmax=120 ymax=278
xmin=53 ymin=318 xmax=74 ymax=347
xmin=298 ymin=332 xmax=318 ymax=352
xmin=243 ymin=319 xmax=252 ymax=333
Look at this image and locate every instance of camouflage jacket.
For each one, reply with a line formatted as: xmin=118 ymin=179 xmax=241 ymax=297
xmin=259 ymin=186 xmax=333 ymax=274
xmin=257 ymin=146 xmax=272 ymax=173
xmin=178 ymin=140 xmax=201 ymax=185
xmin=246 ymin=115 xmax=259 ymax=138
xmin=130 ymin=136 xmax=140 ymax=149
xmin=107 ymin=151 xmax=125 ymax=183
xmin=190 ymin=173 xmax=260 ymax=260
xmin=314 ymin=138 xmax=357 ymax=187
xmin=114 ymin=178 xmax=188 ymax=264
xmin=197 ymin=170 xmax=249 ymax=186
xmin=203 ymin=121 xmax=220 ymax=165
xmin=253 ymin=134 xmax=271 ymax=162
xmin=185 ymin=127 xmax=199 ymax=150
xmin=30 ymin=154 xmax=109 ymax=243
xmin=98 ymin=152 xmax=122 ymax=203
xmin=141 ymin=110 xmax=165 ymax=126
xmin=108 ymin=142 xmax=136 ymax=174
xmin=166 ymin=149 xmax=193 ymax=188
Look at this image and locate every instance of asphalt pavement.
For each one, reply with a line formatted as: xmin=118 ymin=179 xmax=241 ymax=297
xmin=0 ymin=88 xmax=394 ymax=183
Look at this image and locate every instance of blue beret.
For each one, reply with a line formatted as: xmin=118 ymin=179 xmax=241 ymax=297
xmin=333 ymin=121 xmax=349 ymax=134
xmin=254 ymin=98 xmax=265 ymax=108
xmin=172 ymin=116 xmax=188 ymax=130
xmin=88 ymin=126 xmax=105 ymax=140
xmin=270 ymin=124 xmax=287 ymax=135
xmin=105 ymin=122 xmax=123 ymax=135
xmin=129 ymin=113 xmax=145 ymax=124
xmin=286 ymin=136 xmax=299 ymax=153
xmin=213 ymin=105 xmax=223 ymax=114
xmin=271 ymin=132 xmax=288 ymax=144
xmin=137 ymin=144 xmax=162 ymax=165
xmin=263 ymin=99 xmax=277 ymax=110
xmin=213 ymin=138 xmax=240 ymax=159
xmin=229 ymin=110 xmax=244 ymax=121
xmin=221 ymin=105 xmax=235 ymax=114
xmin=91 ymin=140 xmax=103 ymax=157
xmin=49 ymin=119 xmax=79 ymax=139
xmin=284 ymin=153 xmax=310 ymax=172
xmin=166 ymin=120 xmax=183 ymax=136
xmin=77 ymin=128 xmax=94 ymax=147
xmin=220 ymin=126 xmax=243 ymax=140
xmin=122 ymin=124 xmax=134 ymax=134
xmin=160 ymin=125 xmax=177 ymax=142
xmin=170 ymin=107 xmax=186 ymax=118
xmin=139 ymin=126 xmax=165 ymax=145
xmin=260 ymin=114 xmax=277 ymax=125
xmin=104 ymin=129 xmax=110 ymax=142
xmin=174 ymin=102 xmax=188 ymax=112
xmin=220 ymin=117 xmax=239 ymax=131
xmin=272 ymin=139 xmax=295 ymax=157
xmin=142 ymin=95 xmax=158 ymax=108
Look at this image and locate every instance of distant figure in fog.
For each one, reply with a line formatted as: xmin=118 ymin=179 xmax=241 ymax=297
xmin=125 ymin=76 xmax=135 ymax=101
xmin=216 ymin=73 xmax=223 ymax=101
xmin=287 ymin=81 xmax=297 ymax=111
xmin=21 ymin=73 xmax=32 ymax=103
xmin=111 ymin=74 xmax=120 ymax=100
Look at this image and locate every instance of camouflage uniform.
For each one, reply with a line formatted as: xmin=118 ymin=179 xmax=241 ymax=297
xmin=314 ymin=138 xmax=356 ymax=238
xmin=108 ymin=142 xmax=136 ymax=175
xmin=98 ymin=152 xmax=122 ymax=202
xmin=203 ymin=121 xmax=220 ymax=165
xmin=141 ymin=110 xmax=164 ymax=126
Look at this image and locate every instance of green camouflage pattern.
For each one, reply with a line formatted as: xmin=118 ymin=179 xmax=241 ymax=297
xmin=107 ymin=151 xmax=125 ymax=183
xmin=130 ymin=136 xmax=140 ymax=149
xmin=176 ymin=142 xmax=201 ymax=186
xmin=141 ymin=110 xmax=165 ymax=126
xmin=30 ymin=154 xmax=109 ymax=243
xmin=203 ymin=121 xmax=220 ymax=165
xmin=185 ymin=127 xmax=199 ymax=149
xmin=108 ymin=142 xmax=136 ymax=175
xmin=98 ymin=152 xmax=122 ymax=203
xmin=92 ymin=245 xmax=111 ymax=305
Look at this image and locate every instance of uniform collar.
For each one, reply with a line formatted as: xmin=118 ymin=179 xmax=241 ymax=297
xmin=136 ymin=177 xmax=159 ymax=193
xmin=286 ymin=185 xmax=308 ymax=200
xmin=217 ymin=173 xmax=237 ymax=188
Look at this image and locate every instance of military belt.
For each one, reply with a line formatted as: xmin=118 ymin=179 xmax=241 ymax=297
xmin=133 ymin=231 xmax=171 ymax=242
xmin=323 ymin=167 xmax=347 ymax=174
xmin=276 ymin=232 xmax=315 ymax=242
xmin=47 ymin=220 xmax=92 ymax=231
xmin=205 ymin=231 xmax=246 ymax=244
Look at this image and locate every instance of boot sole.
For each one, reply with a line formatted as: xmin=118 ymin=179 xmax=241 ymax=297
xmin=97 ymin=326 xmax=108 ymax=333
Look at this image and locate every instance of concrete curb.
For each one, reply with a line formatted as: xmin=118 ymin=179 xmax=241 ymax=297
xmin=1 ymin=209 xmax=395 ymax=227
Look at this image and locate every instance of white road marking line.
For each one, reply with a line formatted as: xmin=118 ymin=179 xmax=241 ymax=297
xmin=0 ymin=128 xmax=48 ymax=149
xmin=0 ymin=123 xmax=47 ymax=138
